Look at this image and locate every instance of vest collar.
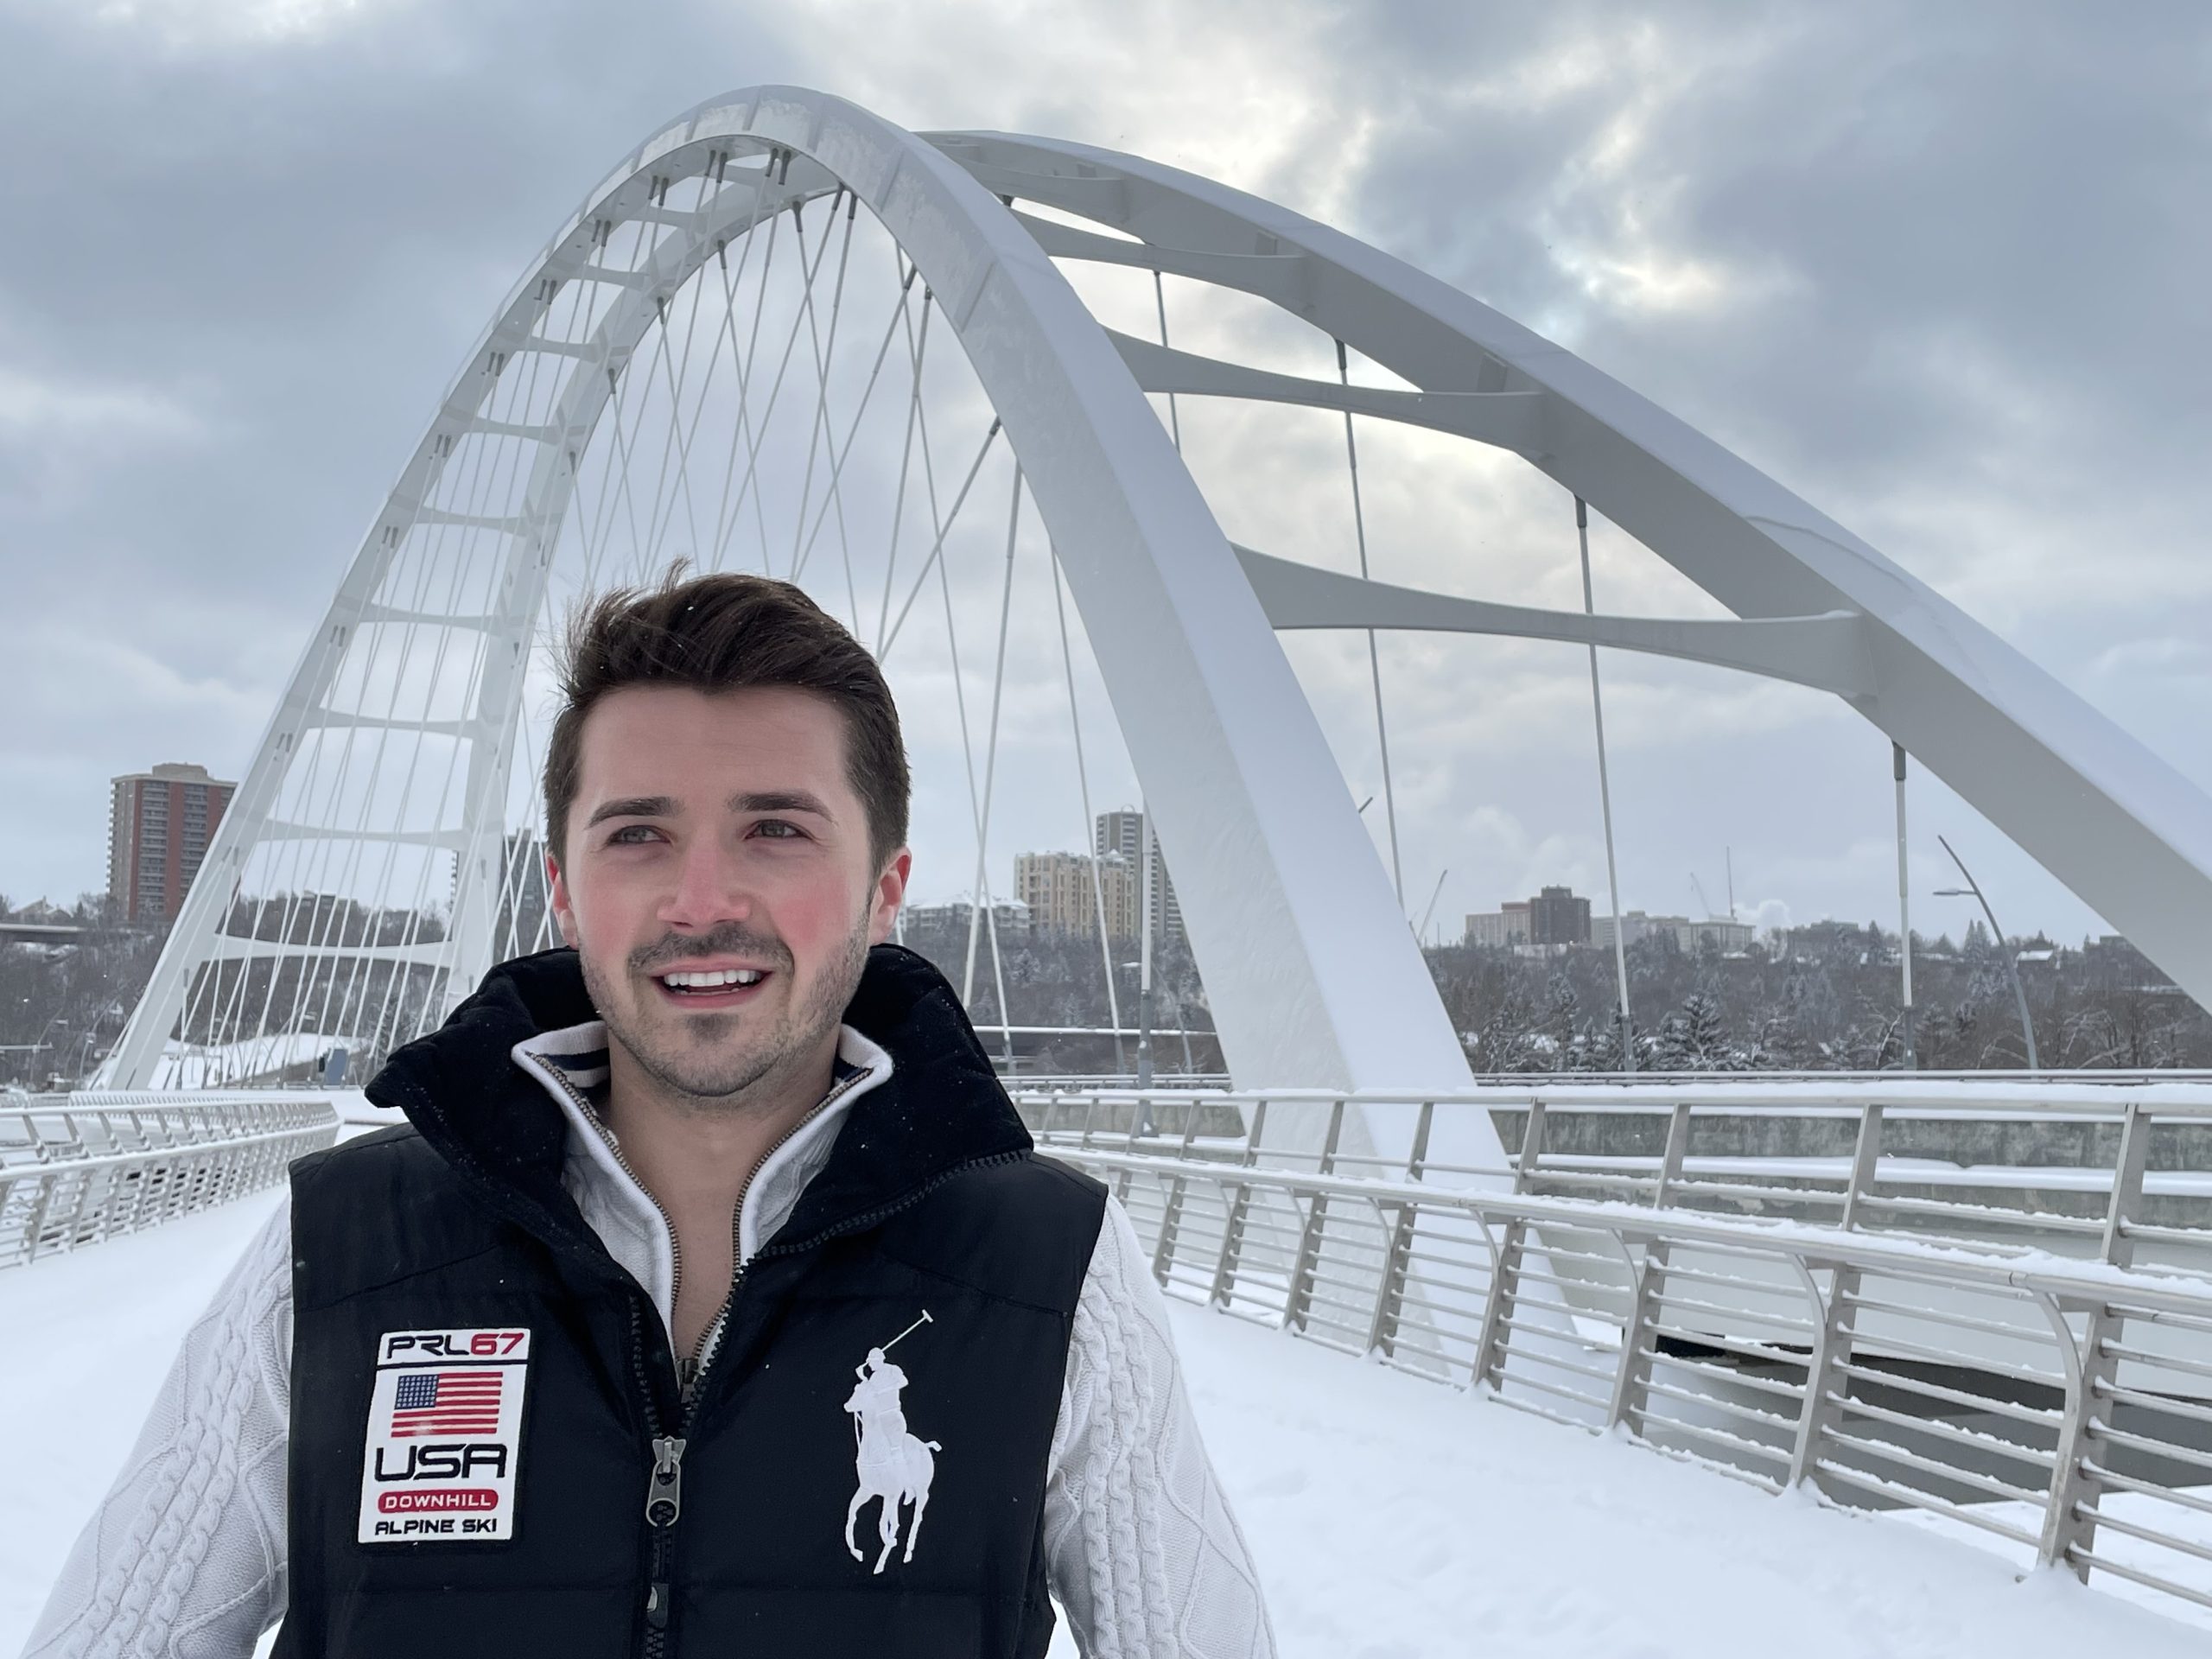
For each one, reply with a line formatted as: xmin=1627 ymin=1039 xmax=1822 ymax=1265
xmin=365 ymin=944 xmax=1034 ymax=1274
xmin=509 ymin=1018 xmax=893 ymax=1333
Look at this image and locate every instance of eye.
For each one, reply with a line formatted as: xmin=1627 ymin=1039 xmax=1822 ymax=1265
xmin=607 ymin=824 xmax=664 ymax=846
xmin=751 ymin=819 xmax=804 ymax=840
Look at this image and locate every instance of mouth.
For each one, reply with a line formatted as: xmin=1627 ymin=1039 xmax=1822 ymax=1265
xmin=647 ymin=964 xmax=774 ymax=1010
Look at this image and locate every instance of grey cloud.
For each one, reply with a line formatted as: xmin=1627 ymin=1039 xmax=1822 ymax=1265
xmin=1 ymin=0 xmax=2202 ymax=950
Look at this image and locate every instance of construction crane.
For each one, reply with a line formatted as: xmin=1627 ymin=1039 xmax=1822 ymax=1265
xmin=1691 ymin=873 xmax=1718 ymax=922
xmin=1414 ymin=868 xmax=1449 ymax=945
xmin=1691 ymin=851 xmax=1741 ymax=924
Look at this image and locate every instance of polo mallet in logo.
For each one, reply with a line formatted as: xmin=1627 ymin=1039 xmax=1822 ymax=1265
xmin=881 ymin=1311 xmax=933 ymax=1354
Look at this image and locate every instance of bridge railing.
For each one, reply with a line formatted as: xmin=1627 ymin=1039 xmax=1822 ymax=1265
xmin=0 ymin=1092 xmax=339 ymax=1270
xmin=1015 ymin=1082 xmax=2212 ymax=1620
xmin=1015 ymin=1077 xmax=2212 ymax=1263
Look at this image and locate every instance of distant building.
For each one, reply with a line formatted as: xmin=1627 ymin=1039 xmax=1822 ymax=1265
xmin=108 ymin=763 xmax=235 ymax=924
xmin=1094 ymin=809 xmax=1183 ymax=944
xmin=1688 ymin=918 xmax=1756 ymax=955
xmin=1782 ymin=919 xmax=1882 ymax=962
xmin=1529 ymin=886 xmax=1591 ymax=946
xmin=1015 ymin=850 xmax=1140 ymax=939
xmin=1592 ymin=910 xmax=1681 ymax=951
xmin=1467 ymin=887 xmax=1589 ymax=949
xmin=902 ymin=898 xmax=1033 ymax=938
xmin=1465 ymin=901 xmax=1533 ymax=949
xmin=1590 ymin=911 xmax=1755 ymax=955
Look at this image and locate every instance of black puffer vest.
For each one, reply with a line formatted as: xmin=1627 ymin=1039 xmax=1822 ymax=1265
xmin=276 ymin=945 xmax=1106 ymax=1659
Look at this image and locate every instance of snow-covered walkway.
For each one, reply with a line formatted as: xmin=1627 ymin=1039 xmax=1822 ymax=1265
xmin=3 ymin=1192 xmax=2202 ymax=1657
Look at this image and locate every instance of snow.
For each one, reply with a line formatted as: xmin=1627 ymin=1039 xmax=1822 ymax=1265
xmin=144 ymin=1033 xmax=349 ymax=1089
xmin=1168 ymin=1306 xmax=2207 ymax=1656
xmin=3 ymin=1194 xmax=2204 ymax=1657
xmin=0 ymin=1187 xmax=289 ymax=1648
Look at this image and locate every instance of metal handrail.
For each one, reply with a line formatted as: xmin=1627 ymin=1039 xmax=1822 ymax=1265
xmin=1020 ymin=1085 xmax=2212 ymax=1619
xmin=1014 ymin=1081 xmax=2212 ymax=1263
xmin=0 ymin=1091 xmax=338 ymax=1270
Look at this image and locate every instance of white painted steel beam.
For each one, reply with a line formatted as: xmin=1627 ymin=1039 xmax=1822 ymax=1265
xmin=936 ymin=128 xmax=2212 ymax=1018
xmin=1106 ymin=330 xmax=1541 ymax=452
xmin=1236 ymin=547 xmax=1875 ymax=698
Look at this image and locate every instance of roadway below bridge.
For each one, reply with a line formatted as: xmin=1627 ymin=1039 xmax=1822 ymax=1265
xmin=0 ymin=1187 xmax=2202 ymax=1656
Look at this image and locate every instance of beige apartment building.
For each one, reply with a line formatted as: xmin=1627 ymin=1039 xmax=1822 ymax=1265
xmin=1014 ymin=849 xmax=1142 ymax=940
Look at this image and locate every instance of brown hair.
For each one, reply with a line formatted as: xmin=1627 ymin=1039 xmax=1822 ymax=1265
xmin=543 ymin=569 xmax=910 ymax=868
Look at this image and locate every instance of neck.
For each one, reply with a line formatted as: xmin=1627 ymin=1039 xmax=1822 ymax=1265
xmin=601 ymin=1031 xmax=842 ymax=1217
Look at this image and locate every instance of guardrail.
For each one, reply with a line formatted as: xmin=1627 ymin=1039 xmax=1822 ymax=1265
xmin=0 ymin=1091 xmax=339 ymax=1270
xmin=1016 ymin=1077 xmax=2212 ymax=1262
xmin=1016 ymin=1084 xmax=2212 ymax=1620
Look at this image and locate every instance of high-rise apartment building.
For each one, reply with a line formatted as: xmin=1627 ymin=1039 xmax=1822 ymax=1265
xmin=1465 ymin=887 xmax=1592 ymax=949
xmin=1015 ymin=849 xmax=1141 ymax=939
xmin=108 ymin=763 xmax=236 ymax=924
xmin=1528 ymin=886 xmax=1592 ymax=946
xmin=1094 ymin=808 xmax=1183 ymax=944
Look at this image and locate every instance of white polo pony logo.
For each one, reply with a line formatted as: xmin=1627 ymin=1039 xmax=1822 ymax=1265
xmin=843 ymin=1311 xmax=940 ymax=1573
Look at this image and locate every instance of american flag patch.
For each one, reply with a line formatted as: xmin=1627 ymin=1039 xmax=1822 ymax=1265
xmin=358 ymin=1328 xmax=531 ymax=1544
xmin=390 ymin=1370 xmax=506 ymax=1436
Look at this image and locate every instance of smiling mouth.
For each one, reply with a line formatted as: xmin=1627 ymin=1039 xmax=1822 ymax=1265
xmin=651 ymin=967 xmax=772 ymax=1007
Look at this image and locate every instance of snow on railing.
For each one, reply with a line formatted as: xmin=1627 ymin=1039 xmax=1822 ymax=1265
xmin=1015 ymin=1083 xmax=2212 ymax=1621
xmin=0 ymin=1091 xmax=339 ymax=1270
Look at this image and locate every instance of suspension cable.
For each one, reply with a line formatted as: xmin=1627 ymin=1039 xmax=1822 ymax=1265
xmin=1337 ymin=338 xmax=1404 ymax=910
xmin=1576 ymin=495 xmax=1636 ymax=1073
xmin=785 ymin=188 xmax=860 ymax=592
xmin=1153 ymin=270 xmax=1181 ymax=453
xmin=877 ymin=418 xmax=1003 ymax=663
xmin=961 ymin=467 xmax=1024 ymax=1064
xmin=1048 ymin=543 xmax=1127 ymax=1071
xmin=874 ymin=270 xmax=931 ymax=652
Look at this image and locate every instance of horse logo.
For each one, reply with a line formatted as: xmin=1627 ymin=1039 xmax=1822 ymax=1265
xmin=843 ymin=1311 xmax=939 ymax=1573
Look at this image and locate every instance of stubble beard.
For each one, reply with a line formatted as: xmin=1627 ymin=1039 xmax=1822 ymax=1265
xmin=581 ymin=911 xmax=874 ymax=1113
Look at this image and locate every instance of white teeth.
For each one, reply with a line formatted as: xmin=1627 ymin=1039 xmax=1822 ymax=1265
xmin=659 ymin=968 xmax=766 ymax=988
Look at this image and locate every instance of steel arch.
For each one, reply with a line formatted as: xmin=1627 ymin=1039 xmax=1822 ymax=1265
xmin=104 ymin=87 xmax=1470 ymax=1102
xmin=932 ymin=130 xmax=2212 ymax=1015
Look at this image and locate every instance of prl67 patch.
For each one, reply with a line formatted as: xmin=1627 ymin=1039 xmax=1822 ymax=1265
xmin=357 ymin=1327 xmax=531 ymax=1543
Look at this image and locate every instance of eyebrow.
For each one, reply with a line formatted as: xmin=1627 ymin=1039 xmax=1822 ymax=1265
xmin=730 ymin=789 xmax=834 ymax=820
xmin=583 ymin=795 xmax=678 ymax=830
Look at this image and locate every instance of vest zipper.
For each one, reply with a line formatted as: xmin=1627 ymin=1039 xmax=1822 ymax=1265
xmin=680 ymin=1060 xmax=875 ymax=1404
xmin=576 ymin=1058 xmax=877 ymax=1656
xmin=643 ymin=1433 xmax=685 ymax=1649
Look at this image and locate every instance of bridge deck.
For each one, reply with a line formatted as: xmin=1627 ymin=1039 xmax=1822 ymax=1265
xmin=0 ymin=1189 xmax=2202 ymax=1655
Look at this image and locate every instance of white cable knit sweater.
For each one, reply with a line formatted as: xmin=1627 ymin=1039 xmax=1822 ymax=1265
xmin=22 ymin=1024 xmax=1274 ymax=1658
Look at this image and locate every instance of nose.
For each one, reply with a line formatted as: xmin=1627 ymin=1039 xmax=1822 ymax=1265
xmin=658 ymin=832 xmax=755 ymax=932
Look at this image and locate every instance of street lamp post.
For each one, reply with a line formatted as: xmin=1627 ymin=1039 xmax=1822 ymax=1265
xmin=1935 ymin=833 xmax=2041 ymax=1073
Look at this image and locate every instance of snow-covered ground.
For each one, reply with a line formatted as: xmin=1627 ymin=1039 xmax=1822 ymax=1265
xmin=3 ymin=1193 xmax=2204 ymax=1657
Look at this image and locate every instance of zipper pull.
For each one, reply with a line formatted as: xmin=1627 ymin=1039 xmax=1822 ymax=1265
xmin=645 ymin=1435 xmax=686 ymax=1528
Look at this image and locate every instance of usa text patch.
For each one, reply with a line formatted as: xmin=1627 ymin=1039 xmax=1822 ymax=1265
xmin=357 ymin=1328 xmax=531 ymax=1543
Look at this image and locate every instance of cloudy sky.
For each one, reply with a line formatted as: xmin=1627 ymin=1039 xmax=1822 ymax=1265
xmin=3 ymin=0 xmax=2207 ymax=957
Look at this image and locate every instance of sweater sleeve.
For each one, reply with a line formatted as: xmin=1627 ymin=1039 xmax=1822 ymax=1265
xmin=1043 ymin=1195 xmax=1275 ymax=1658
xmin=21 ymin=1198 xmax=294 ymax=1659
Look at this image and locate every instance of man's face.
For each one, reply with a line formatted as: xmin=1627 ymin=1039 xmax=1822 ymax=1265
xmin=547 ymin=684 xmax=909 ymax=1106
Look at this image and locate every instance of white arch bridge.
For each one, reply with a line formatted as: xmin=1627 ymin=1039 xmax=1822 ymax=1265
xmin=93 ymin=84 xmax=2212 ymax=1102
xmin=16 ymin=86 xmax=2212 ymax=1639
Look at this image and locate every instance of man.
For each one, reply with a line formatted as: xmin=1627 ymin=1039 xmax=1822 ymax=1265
xmin=28 ymin=572 xmax=1274 ymax=1656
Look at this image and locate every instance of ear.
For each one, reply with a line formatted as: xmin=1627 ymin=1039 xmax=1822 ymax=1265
xmin=547 ymin=849 xmax=582 ymax=949
xmin=868 ymin=849 xmax=912 ymax=945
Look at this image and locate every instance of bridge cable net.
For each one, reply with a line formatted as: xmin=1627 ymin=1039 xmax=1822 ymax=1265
xmin=105 ymin=93 xmax=2212 ymax=1113
xmin=142 ymin=142 xmax=1166 ymax=1087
